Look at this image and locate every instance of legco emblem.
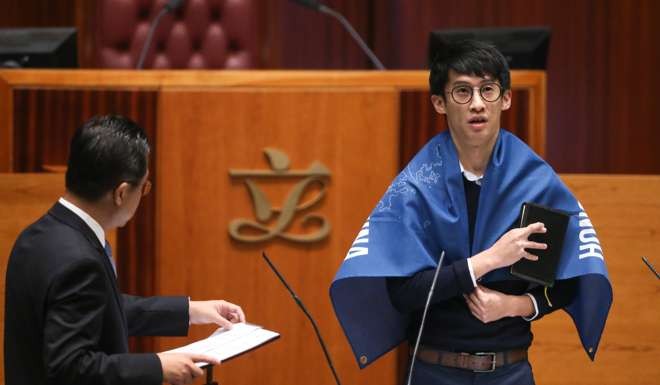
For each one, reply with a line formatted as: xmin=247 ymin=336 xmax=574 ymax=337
xmin=228 ymin=148 xmax=331 ymax=243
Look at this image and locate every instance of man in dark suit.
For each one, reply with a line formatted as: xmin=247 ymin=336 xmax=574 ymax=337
xmin=4 ymin=115 xmax=246 ymax=385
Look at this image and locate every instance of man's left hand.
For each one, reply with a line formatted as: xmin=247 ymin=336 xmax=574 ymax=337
xmin=189 ymin=300 xmax=246 ymax=329
xmin=464 ymin=286 xmax=532 ymax=323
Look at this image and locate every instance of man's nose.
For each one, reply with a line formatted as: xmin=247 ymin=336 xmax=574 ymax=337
xmin=469 ymin=90 xmax=486 ymax=111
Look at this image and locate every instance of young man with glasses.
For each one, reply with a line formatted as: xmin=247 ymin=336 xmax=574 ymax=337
xmin=330 ymin=40 xmax=611 ymax=385
xmin=5 ymin=115 xmax=246 ymax=385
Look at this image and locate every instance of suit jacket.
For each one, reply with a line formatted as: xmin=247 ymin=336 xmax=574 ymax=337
xmin=4 ymin=202 xmax=190 ymax=385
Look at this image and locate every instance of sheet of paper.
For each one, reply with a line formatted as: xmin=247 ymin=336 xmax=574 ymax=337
xmin=167 ymin=322 xmax=280 ymax=366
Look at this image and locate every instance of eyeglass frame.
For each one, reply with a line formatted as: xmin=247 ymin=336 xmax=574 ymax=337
xmin=446 ymin=82 xmax=504 ymax=105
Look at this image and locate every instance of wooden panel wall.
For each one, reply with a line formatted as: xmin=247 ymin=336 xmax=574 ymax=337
xmin=1 ymin=1 xmax=77 ymax=28
xmin=12 ymin=89 xmax=157 ymax=171
xmin=530 ymin=175 xmax=660 ymax=385
xmin=154 ymin=87 xmax=401 ymax=385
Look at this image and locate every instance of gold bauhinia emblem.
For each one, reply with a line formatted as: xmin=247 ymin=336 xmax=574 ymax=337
xmin=228 ymin=148 xmax=331 ymax=243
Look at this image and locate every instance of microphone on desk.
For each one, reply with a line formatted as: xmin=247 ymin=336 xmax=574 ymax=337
xmin=405 ymin=250 xmax=445 ymax=385
xmin=136 ymin=0 xmax=185 ymax=69
xmin=289 ymin=0 xmax=386 ymax=70
xmin=261 ymin=251 xmax=342 ymax=385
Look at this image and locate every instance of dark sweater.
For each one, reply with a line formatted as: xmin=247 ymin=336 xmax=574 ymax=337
xmin=387 ymin=176 xmax=576 ymax=352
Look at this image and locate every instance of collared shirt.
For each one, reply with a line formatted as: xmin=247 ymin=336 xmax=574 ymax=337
xmin=58 ymin=197 xmax=105 ymax=247
xmin=58 ymin=197 xmax=117 ymax=276
xmin=459 ymin=161 xmax=483 ymax=186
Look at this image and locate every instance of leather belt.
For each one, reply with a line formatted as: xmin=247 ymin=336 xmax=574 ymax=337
xmin=414 ymin=345 xmax=528 ymax=372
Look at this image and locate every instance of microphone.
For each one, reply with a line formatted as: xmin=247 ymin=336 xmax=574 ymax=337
xmin=261 ymin=252 xmax=342 ymax=385
xmin=289 ymin=0 xmax=386 ymax=70
xmin=136 ymin=0 xmax=185 ymax=69
xmin=642 ymin=256 xmax=660 ymax=279
xmin=406 ymin=250 xmax=446 ymax=385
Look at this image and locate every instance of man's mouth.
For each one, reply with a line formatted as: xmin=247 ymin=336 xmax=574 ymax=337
xmin=468 ymin=116 xmax=488 ymax=124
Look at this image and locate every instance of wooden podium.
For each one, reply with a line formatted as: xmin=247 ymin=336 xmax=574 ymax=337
xmin=0 ymin=70 xmax=550 ymax=385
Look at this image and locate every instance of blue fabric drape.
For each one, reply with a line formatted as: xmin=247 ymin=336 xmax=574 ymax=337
xmin=330 ymin=130 xmax=612 ymax=368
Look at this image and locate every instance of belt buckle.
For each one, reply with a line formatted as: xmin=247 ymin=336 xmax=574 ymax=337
xmin=473 ymin=352 xmax=496 ymax=373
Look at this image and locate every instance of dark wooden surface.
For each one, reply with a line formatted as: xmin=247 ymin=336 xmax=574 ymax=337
xmin=1 ymin=0 xmax=77 ymax=28
xmin=260 ymin=0 xmax=376 ymax=69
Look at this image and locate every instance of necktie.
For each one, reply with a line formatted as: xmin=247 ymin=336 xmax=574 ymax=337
xmin=104 ymin=241 xmax=117 ymax=277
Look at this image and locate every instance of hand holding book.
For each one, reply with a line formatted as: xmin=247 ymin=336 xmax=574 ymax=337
xmin=470 ymin=221 xmax=548 ymax=280
xmin=491 ymin=222 xmax=547 ymax=267
xmin=511 ymin=202 xmax=570 ymax=287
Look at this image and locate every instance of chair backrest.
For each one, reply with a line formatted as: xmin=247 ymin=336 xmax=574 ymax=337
xmin=95 ymin=0 xmax=258 ymax=69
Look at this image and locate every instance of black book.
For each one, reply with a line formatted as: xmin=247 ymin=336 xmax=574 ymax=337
xmin=510 ymin=202 xmax=570 ymax=287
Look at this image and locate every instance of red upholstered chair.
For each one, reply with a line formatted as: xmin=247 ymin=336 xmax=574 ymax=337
xmin=95 ymin=0 xmax=258 ymax=69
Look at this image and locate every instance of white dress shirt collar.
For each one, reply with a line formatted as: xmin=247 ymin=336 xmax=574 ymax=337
xmin=58 ymin=197 xmax=105 ymax=247
xmin=459 ymin=161 xmax=484 ymax=186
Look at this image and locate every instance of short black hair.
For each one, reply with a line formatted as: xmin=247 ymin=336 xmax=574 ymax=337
xmin=65 ymin=115 xmax=150 ymax=202
xmin=429 ymin=39 xmax=511 ymax=97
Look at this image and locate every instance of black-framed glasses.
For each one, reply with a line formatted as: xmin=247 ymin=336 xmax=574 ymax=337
xmin=448 ymin=83 xmax=503 ymax=104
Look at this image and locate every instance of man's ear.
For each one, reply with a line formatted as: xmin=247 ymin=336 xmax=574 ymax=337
xmin=501 ymin=89 xmax=512 ymax=111
xmin=113 ymin=182 xmax=130 ymax=206
xmin=431 ymin=94 xmax=447 ymax=115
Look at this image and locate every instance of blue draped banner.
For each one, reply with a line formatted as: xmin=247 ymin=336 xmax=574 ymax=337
xmin=330 ymin=129 xmax=612 ymax=368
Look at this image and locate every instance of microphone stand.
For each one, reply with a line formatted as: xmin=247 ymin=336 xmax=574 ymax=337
xmin=290 ymin=0 xmax=385 ymax=70
xmin=261 ymin=252 xmax=342 ymax=385
xmin=406 ymin=250 xmax=445 ymax=385
xmin=317 ymin=5 xmax=385 ymax=70
xmin=136 ymin=0 xmax=184 ymax=69
xmin=136 ymin=6 xmax=170 ymax=69
xmin=642 ymin=256 xmax=660 ymax=279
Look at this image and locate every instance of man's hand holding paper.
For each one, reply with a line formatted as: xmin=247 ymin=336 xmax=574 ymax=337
xmin=189 ymin=299 xmax=246 ymax=329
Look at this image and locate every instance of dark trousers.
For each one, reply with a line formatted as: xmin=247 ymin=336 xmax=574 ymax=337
xmin=408 ymin=358 xmax=535 ymax=385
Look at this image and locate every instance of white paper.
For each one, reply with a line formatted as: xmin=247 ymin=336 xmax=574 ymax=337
xmin=167 ymin=322 xmax=280 ymax=366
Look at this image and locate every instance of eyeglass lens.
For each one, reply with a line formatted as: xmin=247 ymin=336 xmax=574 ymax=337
xmin=450 ymin=83 xmax=502 ymax=104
